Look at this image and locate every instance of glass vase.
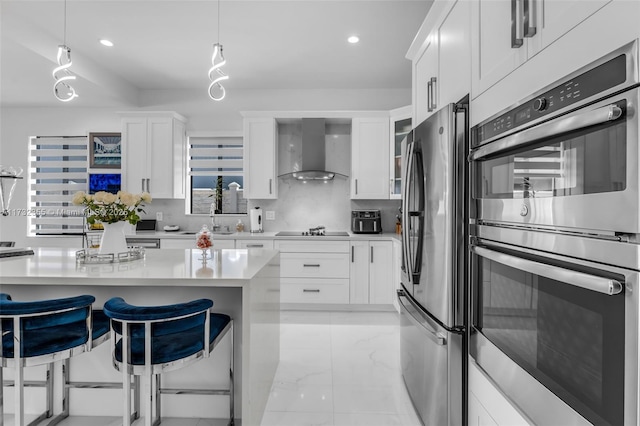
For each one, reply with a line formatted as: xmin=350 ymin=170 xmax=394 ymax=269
xmin=196 ymin=225 xmax=213 ymax=260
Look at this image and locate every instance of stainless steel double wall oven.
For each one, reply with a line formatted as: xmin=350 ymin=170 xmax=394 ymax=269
xmin=469 ymin=41 xmax=640 ymax=425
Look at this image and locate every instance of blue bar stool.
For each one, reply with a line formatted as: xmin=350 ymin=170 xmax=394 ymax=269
xmin=0 ymin=293 xmax=110 ymax=426
xmin=103 ymin=297 xmax=234 ymax=426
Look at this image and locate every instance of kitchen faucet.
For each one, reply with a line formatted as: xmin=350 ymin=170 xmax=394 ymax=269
xmin=209 ymin=203 xmax=221 ymax=231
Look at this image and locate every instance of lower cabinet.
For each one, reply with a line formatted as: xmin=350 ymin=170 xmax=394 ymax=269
xmin=468 ymin=360 xmax=531 ymax=426
xmin=350 ymin=240 xmax=394 ymax=305
xmin=276 ymin=240 xmax=350 ymax=304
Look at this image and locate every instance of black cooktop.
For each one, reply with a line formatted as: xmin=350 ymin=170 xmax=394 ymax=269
xmin=275 ymin=231 xmax=350 ymax=237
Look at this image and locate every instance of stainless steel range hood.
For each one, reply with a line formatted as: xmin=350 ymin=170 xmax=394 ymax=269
xmin=278 ymin=118 xmax=349 ymax=181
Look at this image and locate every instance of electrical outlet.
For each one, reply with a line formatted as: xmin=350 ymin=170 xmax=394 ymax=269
xmin=156 ymin=212 xmax=163 ymax=221
xmin=266 ymin=210 xmax=275 ymax=220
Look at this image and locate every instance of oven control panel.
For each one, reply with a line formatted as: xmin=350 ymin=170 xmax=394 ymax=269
xmin=473 ymin=54 xmax=627 ymax=147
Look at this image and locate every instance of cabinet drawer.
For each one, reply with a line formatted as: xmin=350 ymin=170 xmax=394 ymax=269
xmin=275 ymin=240 xmax=349 ymax=253
xmin=212 ymin=239 xmax=236 ymax=249
xmin=281 ymin=253 xmax=349 ymax=278
xmin=236 ymin=239 xmax=274 ymax=249
xmin=281 ymin=278 xmax=350 ymax=304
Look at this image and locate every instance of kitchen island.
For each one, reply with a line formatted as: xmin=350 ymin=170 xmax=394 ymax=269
xmin=0 ymin=247 xmax=281 ymax=425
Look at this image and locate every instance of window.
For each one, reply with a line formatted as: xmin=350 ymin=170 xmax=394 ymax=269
xmin=187 ymin=134 xmax=246 ymax=215
xmin=28 ymin=136 xmax=88 ymax=235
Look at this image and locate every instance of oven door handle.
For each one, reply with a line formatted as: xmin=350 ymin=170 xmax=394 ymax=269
xmin=472 ymin=246 xmax=623 ymax=295
xmin=470 ymin=104 xmax=623 ymax=160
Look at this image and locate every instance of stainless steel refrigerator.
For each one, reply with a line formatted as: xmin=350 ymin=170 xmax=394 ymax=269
xmin=397 ymin=98 xmax=468 ymax=426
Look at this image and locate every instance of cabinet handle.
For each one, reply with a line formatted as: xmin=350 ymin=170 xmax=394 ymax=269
xmin=429 ymin=77 xmax=437 ymax=111
xmin=355 ymin=179 xmax=358 ymax=195
xmin=371 ymin=246 xmax=374 ymax=263
xmin=246 ymin=244 xmax=264 ymax=248
xmin=511 ymin=0 xmax=524 ymax=48
xmin=351 ymin=246 xmax=354 ymax=263
xmin=303 ymin=264 xmax=321 ymax=267
xmin=269 ymin=179 xmax=272 ymax=194
xmin=303 ymin=289 xmax=320 ymax=293
xmin=146 ymin=178 xmax=150 ymax=193
xmin=141 ymin=178 xmax=145 ymax=192
xmin=427 ymin=80 xmax=433 ymax=112
xmin=523 ymin=0 xmax=536 ymax=38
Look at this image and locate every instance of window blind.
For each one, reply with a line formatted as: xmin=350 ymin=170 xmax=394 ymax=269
xmin=187 ymin=135 xmax=244 ymax=215
xmin=29 ymin=136 xmax=88 ymax=235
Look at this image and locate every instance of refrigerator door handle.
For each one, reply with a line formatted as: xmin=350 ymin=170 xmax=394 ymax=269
xmin=402 ymin=141 xmax=415 ymax=283
xmin=398 ymin=290 xmax=447 ymax=346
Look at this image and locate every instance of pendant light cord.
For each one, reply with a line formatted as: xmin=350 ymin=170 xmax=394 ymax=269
xmin=63 ymin=0 xmax=67 ymax=46
xmin=217 ymin=0 xmax=220 ymax=42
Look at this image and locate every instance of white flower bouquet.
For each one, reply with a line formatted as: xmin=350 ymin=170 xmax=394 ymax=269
xmin=72 ymin=190 xmax=152 ymax=225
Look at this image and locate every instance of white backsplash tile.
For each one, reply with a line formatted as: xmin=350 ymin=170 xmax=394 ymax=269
xmin=141 ymin=178 xmax=401 ymax=234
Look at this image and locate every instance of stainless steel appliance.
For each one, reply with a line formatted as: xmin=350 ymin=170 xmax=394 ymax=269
xmin=351 ymin=210 xmax=382 ymax=234
xmin=126 ymin=237 xmax=160 ymax=249
xmin=275 ymin=228 xmax=349 ymax=237
xmin=135 ymin=219 xmax=157 ymax=232
xmin=398 ymin=97 xmax=469 ymax=426
xmin=470 ymin=41 xmax=639 ymax=235
xmin=469 ymin=41 xmax=639 ymax=426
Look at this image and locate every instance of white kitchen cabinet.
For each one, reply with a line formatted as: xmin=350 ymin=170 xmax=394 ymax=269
xmin=468 ymin=360 xmax=532 ymax=426
xmin=351 ymin=117 xmax=390 ymax=200
xmin=411 ymin=0 xmax=470 ymax=125
xmin=235 ymin=239 xmax=274 ymax=249
xmin=350 ymin=240 xmax=394 ymax=305
xmin=159 ymin=238 xmax=193 ymax=249
xmin=121 ymin=112 xmax=187 ymax=199
xmin=468 ymin=392 xmax=498 ymax=426
xmin=211 ymin=239 xmax=235 ymax=249
xmin=414 ymin=35 xmax=439 ymax=125
xmin=389 ymin=106 xmax=411 ymax=200
xmin=471 ymin=0 xmax=612 ymax=97
xmin=243 ymin=117 xmax=277 ymax=199
xmin=276 ymin=240 xmax=350 ymax=304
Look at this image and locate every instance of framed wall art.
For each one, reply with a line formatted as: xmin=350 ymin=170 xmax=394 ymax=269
xmin=89 ymin=132 xmax=121 ymax=169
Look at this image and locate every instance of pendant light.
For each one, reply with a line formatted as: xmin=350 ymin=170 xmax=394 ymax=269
xmin=208 ymin=0 xmax=229 ymax=101
xmin=52 ymin=0 xmax=78 ymax=102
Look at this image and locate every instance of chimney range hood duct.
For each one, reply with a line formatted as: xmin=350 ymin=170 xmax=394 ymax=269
xmin=278 ymin=118 xmax=348 ymax=181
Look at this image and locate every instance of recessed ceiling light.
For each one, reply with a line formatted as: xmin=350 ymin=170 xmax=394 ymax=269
xmin=347 ymin=36 xmax=360 ymax=44
xmin=99 ymin=39 xmax=114 ymax=47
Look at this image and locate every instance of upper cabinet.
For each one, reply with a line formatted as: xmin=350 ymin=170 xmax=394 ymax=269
xmin=351 ymin=117 xmax=390 ymax=199
xmin=243 ymin=117 xmax=277 ymax=199
xmin=121 ymin=112 xmax=187 ymax=199
xmin=389 ymin=106 xmax=411 ymax=200
xmin=410 ymin=0 xmax=471 ymax=125
xmin=471 ymin=0 xmax=612 ymax=98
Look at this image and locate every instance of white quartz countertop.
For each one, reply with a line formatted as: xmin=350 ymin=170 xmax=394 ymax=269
xmin=0 ymin=248 xmax=279 ymax=287
xmin=127 ymin=230 xmax=401 ymax=241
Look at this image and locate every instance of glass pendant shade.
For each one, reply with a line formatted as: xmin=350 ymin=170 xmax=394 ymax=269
xmin=0 ymin=166 xmax=23 ymax=216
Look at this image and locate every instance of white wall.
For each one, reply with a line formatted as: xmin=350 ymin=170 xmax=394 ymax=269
xmin=0 ymin=87 xmax=410 ymax=246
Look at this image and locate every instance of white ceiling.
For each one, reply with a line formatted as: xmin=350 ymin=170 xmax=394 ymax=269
xmin=0 ymin=0 xmax=432 ymax=108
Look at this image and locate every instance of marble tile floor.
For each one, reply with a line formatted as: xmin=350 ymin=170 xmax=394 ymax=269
xmin=9 ymin=310 xmax=422 ymax=426
xmin=261 ymin=310 xmax=422 ymax=426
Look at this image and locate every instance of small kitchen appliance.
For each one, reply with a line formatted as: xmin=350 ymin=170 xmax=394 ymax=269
xmin=351 ymin=210 xmax=382 ymax=234
xmin=249 ymin=207 xmax=263 ymax=233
